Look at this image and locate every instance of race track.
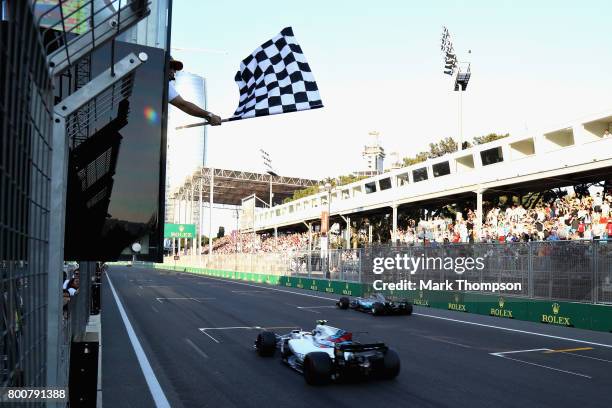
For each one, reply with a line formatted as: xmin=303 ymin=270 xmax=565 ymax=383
xmin=102 ymin=266 xmax=612 ymax=408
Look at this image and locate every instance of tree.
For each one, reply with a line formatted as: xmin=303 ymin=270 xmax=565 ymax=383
xmin=337 ymin=174 xmax=367 ymax=186
xmin=283 ymin=174 xmax=368 ymax=204
xmin=401 ymin=137 xmax=459 ymax=166
xmin=402 ymin=151 xmax=429 ymax=166
xmin=217 ymin=226 xmax=225 ymax=239
xmin=472 ymin=133 xmax=509 ymax=145
xmin=428 ymin=137 xmax=458 ymax=158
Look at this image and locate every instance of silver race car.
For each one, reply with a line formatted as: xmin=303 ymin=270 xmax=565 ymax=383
xmin=254 ymin=320 xmax=400 ymax=385
xmin=337 ymin=293 xmax=413 ymax=315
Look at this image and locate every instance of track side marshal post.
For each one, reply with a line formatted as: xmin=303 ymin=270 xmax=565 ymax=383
xmin=176 ymin=27 xmax=324 ymax=130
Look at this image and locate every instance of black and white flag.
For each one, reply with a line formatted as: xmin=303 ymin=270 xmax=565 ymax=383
xmin=232 ymin=27 xmax=323 ymax=119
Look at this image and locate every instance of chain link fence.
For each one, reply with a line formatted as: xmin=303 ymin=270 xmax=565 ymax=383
xmin=166 ymin=240 xmax=612 ymax=304
xmin=1 ymin=2 xmax=54 ymax=405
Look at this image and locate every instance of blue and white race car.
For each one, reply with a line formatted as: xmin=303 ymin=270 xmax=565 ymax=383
xmin=336 ymin=293 xmax=413 ymax=315
xmin=255 ymin=320 xmax=400 ymax=385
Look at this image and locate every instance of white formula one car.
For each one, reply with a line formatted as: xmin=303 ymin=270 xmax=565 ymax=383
xmin=254 ymin=320 xmax=400 ymax=385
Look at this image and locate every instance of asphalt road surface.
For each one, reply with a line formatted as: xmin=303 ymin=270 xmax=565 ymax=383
xmin=102 ymin=265 xmax=612 ymax=408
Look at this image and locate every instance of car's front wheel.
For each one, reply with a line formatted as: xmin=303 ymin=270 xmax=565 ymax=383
xmin=256 ymin=331 xmax=276 ymax=357
xmin=304 ymin=352 xmax=333 ymax=385
xmin=337 ymin=297 xmax=350 ymax=309
xmin=372 ymin=302 xmax=385 ymax=316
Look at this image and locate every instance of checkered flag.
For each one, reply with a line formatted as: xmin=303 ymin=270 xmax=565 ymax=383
xmin=232 ymin=27 xmax=323 ymax=119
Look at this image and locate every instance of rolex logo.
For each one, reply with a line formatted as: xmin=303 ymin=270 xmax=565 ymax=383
xmin=419 ymin=291 xmax=424 ymax=299
xmin=179 ymin=225 xmax=184 ymax=232
xmin=454 ymin=294 xmax=460 ymax=303
xmin=498 ymin=297 xmax=505 ymax=308
xmin=541 ymin=302 xmax=570 ymax=326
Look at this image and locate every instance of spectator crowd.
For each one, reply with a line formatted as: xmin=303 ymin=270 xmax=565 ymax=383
xmin=204 ymin=191 xmax=612 ymax=254
xmin=396 ymin=191 xmax=612 ymax=244
xmin=207 ymin=232 xmax=310 ymax=254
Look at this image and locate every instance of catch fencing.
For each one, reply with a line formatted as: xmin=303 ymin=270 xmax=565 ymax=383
xmin=0 ymin=2 xmax=54 ymax=404
xmin=165 ymin=240 xmax=612 ymax=304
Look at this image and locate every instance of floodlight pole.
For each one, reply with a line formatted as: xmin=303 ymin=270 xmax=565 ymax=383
xmin=177 ymin=192 xmax=182 ymax=254
xmin=208 ymin=168 xmax=214 ymax=265
xmin=198 ymin=177 xmax=203 ymax=259
xmin=269 ymin=175 xmax=273 ymax=207
xmin=458 ymin=87 xmax=463 ymax=148
xmin=190 ymin=183 xmax=194 ymax=256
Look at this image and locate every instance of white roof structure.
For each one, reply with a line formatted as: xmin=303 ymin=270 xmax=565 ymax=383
xmin=254 ymin=110 xmax=612 ymax=231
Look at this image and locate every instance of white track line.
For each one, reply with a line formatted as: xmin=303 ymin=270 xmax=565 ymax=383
xmin=491 ymin=348 xmax=550 ymax=356
xmin=198 ymin=325 xmax=297 ymax=343
xmin=106 ymin=273 xmax=171 ymax=408
xmin=196 ymin=276 xmax=336 ymax=300
xmin=155 ymin=297 xmax=215 ymax=303
xmin=199 ymin=330 xmax=220 ymax=343
xmin=492 ymin=354 xmax=592 ymax=379
xmin=185 ymin=338 xmax=209 ymax=359
xmin=412 ymin=313 xmax=612 ymax=349
xmin=231 ymin=290 xmax=268 ymax=294
xmin=297 ymin=305 xmax=337 ymax=309
xmin=556 ymin=351 xmax=612 ymax=363
xmin=298 ymin=308 xmax=320 ymax=314
xmin=178 ymin=274 xmax=612 ymax=349
xmin=421 ymin=335 xmax=473 ymax=349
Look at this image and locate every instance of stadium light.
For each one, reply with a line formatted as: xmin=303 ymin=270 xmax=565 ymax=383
xmin=260 ymin=149 xmax=275 ymax=206
xmin=440 ymin=26 xmax=472 ymax=149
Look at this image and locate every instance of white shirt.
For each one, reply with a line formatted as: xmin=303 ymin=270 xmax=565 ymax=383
xmin=168 ymin=80 xmax=179 ymax=102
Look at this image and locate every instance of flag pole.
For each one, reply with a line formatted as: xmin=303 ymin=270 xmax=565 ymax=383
xmin=175 ymin=118 xmax=233 ymax=130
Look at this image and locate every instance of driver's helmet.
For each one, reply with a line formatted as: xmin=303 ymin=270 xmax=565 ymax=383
xmin=313 ymin=326 xmax=352 ymax=347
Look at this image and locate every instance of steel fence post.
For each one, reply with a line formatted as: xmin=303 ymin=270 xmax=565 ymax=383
xmin=528 ymin=241 xmax=534 ymax=298
xmin=593 ymin=241 xmax=598 ymax=304
xmin=359 ymin=248 xmax=363 ymax=283
xmin=339 ymin=250 xmax=344 ymax=281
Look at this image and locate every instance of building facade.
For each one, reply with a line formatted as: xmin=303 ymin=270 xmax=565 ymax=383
xmin=165 ymin=71 xmax=208 ymax=224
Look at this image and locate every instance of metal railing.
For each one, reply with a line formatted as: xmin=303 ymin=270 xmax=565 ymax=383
xmin=163 ymin=240 xmax=612 ymax=304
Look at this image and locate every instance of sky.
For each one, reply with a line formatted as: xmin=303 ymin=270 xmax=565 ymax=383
xmin=171 ymin=0 xmax=612 ymax=180
xmin=169 ymin=0 xmax=612 ymax=234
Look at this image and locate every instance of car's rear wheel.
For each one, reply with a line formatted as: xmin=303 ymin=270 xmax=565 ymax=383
xmin=304 ymin=352 xmax=333 ymax=385
xmin=372 ymin=302 xmax=385 ymax=316
xmin=256 ymin=331 xmax=276 ymax=357
xmin=403 ymin=303 xmax=413 ymax=315
xmin=337 ymin=296 xmax=350 ymax=309
xmin=381 ymin=349 xmax=400 ymax=379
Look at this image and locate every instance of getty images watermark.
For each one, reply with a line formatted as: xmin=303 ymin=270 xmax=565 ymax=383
xmin=371 ymin=254 xmax=522 ymax=293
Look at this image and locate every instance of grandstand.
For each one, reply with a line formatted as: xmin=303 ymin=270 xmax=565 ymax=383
xmin=251 ymin=109 xmax=612 ymax=246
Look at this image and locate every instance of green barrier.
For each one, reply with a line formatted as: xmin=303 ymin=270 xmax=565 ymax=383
xmin=134 ymin=263 xmax=612 ymax=333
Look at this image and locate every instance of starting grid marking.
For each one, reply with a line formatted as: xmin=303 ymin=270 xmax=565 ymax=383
xmin=155 ymin=297 xmax=215 ymax=303
xmin=490 ymin=347 xmax=612 ymax=379
xmin=198 ymin=326 xmax=298 ymax=343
